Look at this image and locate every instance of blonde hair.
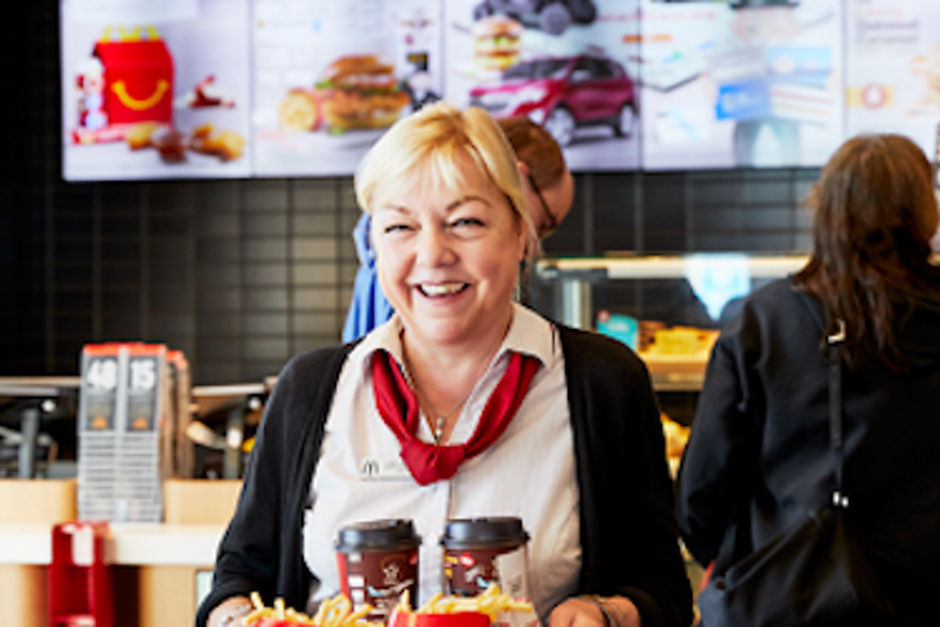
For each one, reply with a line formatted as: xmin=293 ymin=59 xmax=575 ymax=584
xmin=354 ymin=103 xmax=538 ymax=260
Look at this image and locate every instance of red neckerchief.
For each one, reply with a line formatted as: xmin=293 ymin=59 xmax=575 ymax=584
xmin=371 ymin=350 xmax=540 ymax=485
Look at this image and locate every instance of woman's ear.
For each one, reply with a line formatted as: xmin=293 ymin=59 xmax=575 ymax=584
xmin=517 ymin=160 xmax=531 ymax=178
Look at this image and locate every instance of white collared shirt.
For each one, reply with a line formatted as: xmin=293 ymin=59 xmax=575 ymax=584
xmin=302 ymin=303 xmax=579 ymax=620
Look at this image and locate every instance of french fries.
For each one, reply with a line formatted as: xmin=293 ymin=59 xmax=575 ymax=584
xmin=393 ymin=584 xmax=533 ymax=622
xmin=241 ymin=584 xmax=533 ymax=626
xmin=240 ymin=591 xmax=383 ymax=627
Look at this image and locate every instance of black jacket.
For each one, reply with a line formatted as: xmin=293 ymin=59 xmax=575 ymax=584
xmin=197 ymin=325 xmax=692 ymax=627
xmin=677 ymin=278 xmax=940 ymax=625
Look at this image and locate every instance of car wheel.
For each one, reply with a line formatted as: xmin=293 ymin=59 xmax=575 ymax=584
xmin=545 ymin=106 xmax=575 ymax=147
xmin=567 ymin=0 xmax=597 ymax=24
xmin=539 ymin=3 xmax=572 ymax=36
xmin=614 ymin=103 xmax=636 ymax=137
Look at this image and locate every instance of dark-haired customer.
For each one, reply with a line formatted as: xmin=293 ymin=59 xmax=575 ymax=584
xmin=677 ymin=133 xmax=940 ymax=625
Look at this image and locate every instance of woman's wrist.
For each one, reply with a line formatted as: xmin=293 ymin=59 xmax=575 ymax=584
xmin=581 ymin=595 xmax=617 ymax=627
xmin=579 ymin=595 xmax=640 ymax=627
xmin=208 ymin=596 xmax=254 ymax=627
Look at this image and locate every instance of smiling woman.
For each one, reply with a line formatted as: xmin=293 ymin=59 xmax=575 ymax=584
xmin=363 ymin=130 xmax=528 ymax=359
xmin=198 ymin=103 xmax=693 ymax=627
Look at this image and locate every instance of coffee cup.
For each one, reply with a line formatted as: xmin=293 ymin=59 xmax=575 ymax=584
xmin=335 ymin=519 xmax=421 ymax=620
xmin=441 ymin=517 xmax=530 ymax=599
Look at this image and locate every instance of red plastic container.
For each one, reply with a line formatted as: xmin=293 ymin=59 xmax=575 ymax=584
xmin=388 ymin=611 xmax=491 ymax=627
xmin=49 ymin=521 xmax=114 ymax=627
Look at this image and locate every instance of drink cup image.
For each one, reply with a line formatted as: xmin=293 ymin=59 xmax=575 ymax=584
xmin=335 ymin=519 xmax=421 ymax=621
xmin=441 ymin=517 xmax=530 ymax=599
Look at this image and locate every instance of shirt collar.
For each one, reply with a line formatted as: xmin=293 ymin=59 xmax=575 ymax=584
xmin=352 ymin=302 xmax=554 ymax=377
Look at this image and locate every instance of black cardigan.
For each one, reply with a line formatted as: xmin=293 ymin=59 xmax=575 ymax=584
xmin=197 ymin=325 xmax=692 ymax=627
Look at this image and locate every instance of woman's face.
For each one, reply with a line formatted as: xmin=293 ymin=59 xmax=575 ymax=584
xmin=370 ymin=155 xmax=527 ymax=348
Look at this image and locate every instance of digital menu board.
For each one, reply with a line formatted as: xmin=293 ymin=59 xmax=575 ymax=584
xmin=58 ymin=0 xmax=940 ymax=180
xmin=443 ymin=0 xmax=641 ymax=172
xmin=845 ymin=0 xmax=940 ymax=162
xmin=638 ymin=0 xmax=844 ymax=170
xmin=61 ymin=0 xmax=252 ymax=181
xmin=251 ymin=0 xmax=443 ymax=177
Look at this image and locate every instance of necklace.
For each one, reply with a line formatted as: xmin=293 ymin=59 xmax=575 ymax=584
xmin=401 ymin=354 xmax=474 ymax=444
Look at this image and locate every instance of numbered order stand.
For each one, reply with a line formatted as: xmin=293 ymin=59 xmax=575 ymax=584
xmin=77 ymin=343 xmax=168 ymax=522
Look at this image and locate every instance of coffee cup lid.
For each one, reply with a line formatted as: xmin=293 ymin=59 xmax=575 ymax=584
xmin=335 ymin=518 xmax=421 ymax=553
xmin=440 ymin=517 xmax=529 ymax=550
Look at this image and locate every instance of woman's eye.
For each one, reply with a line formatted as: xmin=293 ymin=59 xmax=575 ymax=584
xmin=383 ymin=223 xmax=413 ymax=234
xmin=451 ymin=217 xmax=484 ymax=229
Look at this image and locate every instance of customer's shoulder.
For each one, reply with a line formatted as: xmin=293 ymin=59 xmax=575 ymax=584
xmin=737 ymin=277 xmax=806 ymax=319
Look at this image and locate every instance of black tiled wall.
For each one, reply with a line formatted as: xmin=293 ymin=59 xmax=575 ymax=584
xmin=2 ymin=4 xmax=817 ymax=385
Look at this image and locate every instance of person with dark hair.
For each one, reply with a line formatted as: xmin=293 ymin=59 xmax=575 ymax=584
xmin=342 ymin=116 xmax=573 ymax=342
xmin=676 ymin=133 xmax=940 ymax=625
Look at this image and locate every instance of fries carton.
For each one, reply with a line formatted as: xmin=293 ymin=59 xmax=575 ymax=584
xmin=390 ymin=585 xmax=538 ymax=627
xmin=388 ymin=611 xmax=490 ymax=627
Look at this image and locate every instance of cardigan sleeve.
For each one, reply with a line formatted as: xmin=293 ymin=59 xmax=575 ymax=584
xmin=195 ymin=344 xmax=352 ymax=627
xmin=561 ymin=327 xmax=694 ymax=627
xmin=194 ymin=355 xmax=301 ymax=627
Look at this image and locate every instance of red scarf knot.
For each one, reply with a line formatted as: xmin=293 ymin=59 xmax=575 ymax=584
xmin=371 ymin=349 xmax=540 ymax=485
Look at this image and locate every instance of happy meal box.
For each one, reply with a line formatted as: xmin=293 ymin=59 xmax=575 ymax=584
xmin=73 ymin=26 xmax=174 ymax=144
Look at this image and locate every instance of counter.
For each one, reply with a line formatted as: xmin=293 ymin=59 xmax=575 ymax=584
xmin=0 ymin=479 xmax=239 ymax=627
xmin=0 ymin=523 xmax=224 ymax=566
xmin=0 ymin=523 xmax=225 ymax=627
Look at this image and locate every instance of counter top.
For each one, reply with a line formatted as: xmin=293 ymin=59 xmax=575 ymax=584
xmin=0 ymin=523 xmax=225 ymax=566
xmin=536 ymin=254 xmax=809 ymax=279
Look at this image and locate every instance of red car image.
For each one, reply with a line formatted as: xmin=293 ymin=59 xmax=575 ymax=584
xmin=468 ymin=54 xmax=636 ymax=146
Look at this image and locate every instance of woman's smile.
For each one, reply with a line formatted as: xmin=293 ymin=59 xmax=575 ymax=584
xmin=415 ymin=281 xmax=470 ymax=298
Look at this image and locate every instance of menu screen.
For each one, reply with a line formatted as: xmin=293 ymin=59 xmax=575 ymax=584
xmin=58 ymin=0 xmax=940 ymax=180
xmin=638 ymin=0 xmax=844 ymax=170
xmin=845 ymin=0 xmax=940 ymax=161
xmin=443 ymin=0 xmax=641 ymax=172
xmin=61 ymin=0 xmax=252 ymax=180
xmin=251 ymin=0 xmax=443 ymax=176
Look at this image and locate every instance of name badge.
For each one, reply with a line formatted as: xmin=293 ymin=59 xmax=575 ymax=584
xmin=359 ymin=456 xmax=411 ymax=481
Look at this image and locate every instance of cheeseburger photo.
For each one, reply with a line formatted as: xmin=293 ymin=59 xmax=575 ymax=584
xmin=314 ymin=55 xmax=410 ymax=132
xmin=473 ymin=15 xmax=523 ymax=71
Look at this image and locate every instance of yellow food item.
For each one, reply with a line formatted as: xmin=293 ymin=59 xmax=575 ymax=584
xmin=639 ymin=326 xmax=719 ymax=361
xmin=190 ymin=125 xmax=246 ymax=161
xmin=211 ymin=129 xmax=246 ymax=160
xmin=126 ymin=121 xmax=160 ymax=149
xmin=242 ymin=591 xmax=381 ymax=627
xmin=395 ymin=584 xmax=533 ymax=623
xmin=279 ymin=89 xmax=319 ymax=131
xmin=661 ymin=413 xmax=690 ymax=460
xmin=661 ymin=413 xmax=690 ymax=479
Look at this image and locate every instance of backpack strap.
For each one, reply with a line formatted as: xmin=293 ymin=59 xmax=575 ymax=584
xmin=793 ymin=286 xmax=849 ymax=508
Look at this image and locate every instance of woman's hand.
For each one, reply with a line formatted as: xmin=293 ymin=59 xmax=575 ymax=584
xmin=548 ymin=595 xmax=642 ymax=627
xmin=207 ymin=595 xmax=254 ymax=627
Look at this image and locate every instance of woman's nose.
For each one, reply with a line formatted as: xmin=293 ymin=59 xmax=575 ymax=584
xmin=416 ymin=226 xmax=455 ymax=265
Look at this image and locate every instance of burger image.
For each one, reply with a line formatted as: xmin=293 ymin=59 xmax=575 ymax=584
xmin=473 ymin=15 xmax=523 ymax=71
xmin=313 ymin=55 xmax=410 ymax=132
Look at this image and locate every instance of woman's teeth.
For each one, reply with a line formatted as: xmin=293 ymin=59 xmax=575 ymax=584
xmin=420 ymin=282 xmax=467 ymax=296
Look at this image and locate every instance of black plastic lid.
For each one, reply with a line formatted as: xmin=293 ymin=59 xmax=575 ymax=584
xmin=335 ymin=519 xmax=421 ymax=553
xmin=440 ymin=517 xmax=529 ymax=550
